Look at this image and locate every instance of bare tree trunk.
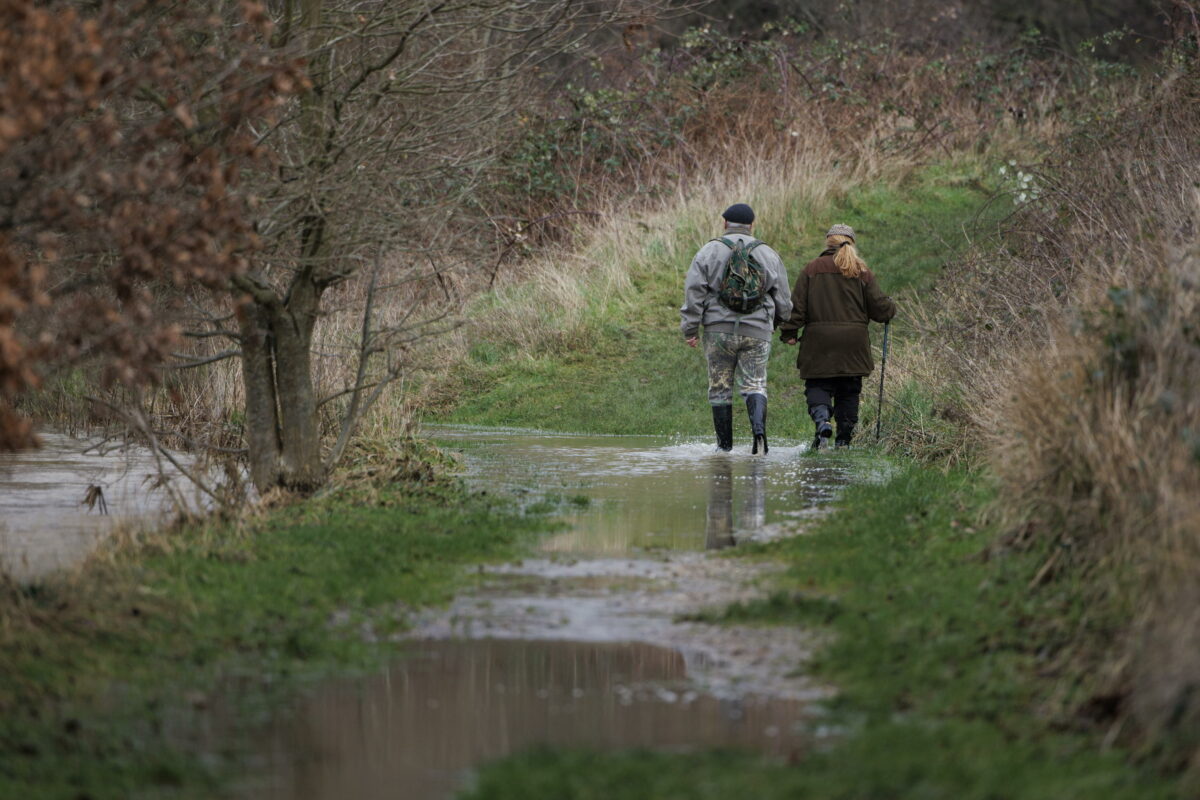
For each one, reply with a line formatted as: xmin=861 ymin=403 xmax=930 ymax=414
xmin=229 ymin=0 xmax=328 ymax=495
xmin=234 ymin=274 xmax=327 ymax=493
xmin=272 ymin=283 xmax=324 ymax=491
xmin=237 ymin=300 xmax=284 ymax=490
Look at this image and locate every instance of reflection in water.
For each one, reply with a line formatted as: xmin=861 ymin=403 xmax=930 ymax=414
xmin=705 ymin=458 xmax=735 ymax=549
xmin=235 ymin=639 xmax=809 ymax=800
xmin=742 ymin=458 xmax=767 ymax=531
xmin=431 ymin=428 xmax=852 ymax=553
xmin=705 ymin=459 xmax=770 ymax=549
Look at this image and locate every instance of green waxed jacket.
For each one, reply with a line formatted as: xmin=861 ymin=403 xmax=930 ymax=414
xmin=779 ymin=249 xmax=896 ymax=378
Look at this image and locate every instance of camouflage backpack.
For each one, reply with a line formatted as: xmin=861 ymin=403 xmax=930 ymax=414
xmin=714 ymin=237 xmax=766 ymax=314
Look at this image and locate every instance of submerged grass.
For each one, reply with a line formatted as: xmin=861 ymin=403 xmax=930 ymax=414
xmin=464 ymin=465 xmax=1177 ymax=800
xmin=435 ymin=162 xmax=1002 ymax=439
xmin=0 ymin=467 xmax=557 ymax=798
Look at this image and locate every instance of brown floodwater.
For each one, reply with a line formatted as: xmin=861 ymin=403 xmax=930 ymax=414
xmin=229 ymin=428 xmax=861 ymax=800
xmin=0 ymin=432 xmax=183 ymax=582
xmin=433 ymin=427 xmax=855 ymax=552
xmin=234 ymin=639 xmax=811 ymax=800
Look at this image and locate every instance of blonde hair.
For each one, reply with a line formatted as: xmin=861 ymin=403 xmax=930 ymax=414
xmin=826 ymin=234 xmax=866 ymax=279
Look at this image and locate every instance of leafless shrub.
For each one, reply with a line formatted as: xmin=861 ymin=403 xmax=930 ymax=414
xmin=164 ymin=0 xmax=696 ymax=493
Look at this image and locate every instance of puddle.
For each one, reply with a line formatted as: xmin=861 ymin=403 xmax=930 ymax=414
xmin=236 ymin=639 xmax=811 ymax=800
xmin=0 ymin=432 xmax=186 ymax=582
xmin=431 ymin=427 xmax=853 ymax=552
xmin=230 ymin=427 xmax=859 ymax=800
xmin=411 ymin=554 xmax=832 ymax=703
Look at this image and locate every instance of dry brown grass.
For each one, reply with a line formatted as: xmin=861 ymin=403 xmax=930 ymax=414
xmin=986 ymin=234 xmax=1200 ymax=763
xmin=456 ymin=138 xmax=854 ymax=348
xmin=903 ymin=61 xmax=1200 ymax=766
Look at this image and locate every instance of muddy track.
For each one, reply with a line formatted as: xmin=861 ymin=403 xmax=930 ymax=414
xmin=411 ymin=554 xmax=832 ymax=703
xmin=235 ymin=428 xmax=863 ymax=799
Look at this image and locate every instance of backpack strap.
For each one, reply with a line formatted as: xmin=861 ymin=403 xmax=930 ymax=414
xmin=712 ymin=237 xmax=762 ymax=250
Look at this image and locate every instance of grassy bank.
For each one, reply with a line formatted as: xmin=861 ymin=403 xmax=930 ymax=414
xmin=430 ymin=162 xmax=1003 ymax=440
xmin=0 ymin=452 xmax=558 ymax=798
xmin=464 ymin=465 xmax=1177 ymax=800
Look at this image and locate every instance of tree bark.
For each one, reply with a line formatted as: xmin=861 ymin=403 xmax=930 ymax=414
xmin=272 ymin=280 xmax=324 ymax=491
xmin=236 ymin=298 xmax=284 ymax=491
xmin=229 ymin=0 xmax=328 ymax=495
xmin=235 ymin=275 xmax=327 ymax=494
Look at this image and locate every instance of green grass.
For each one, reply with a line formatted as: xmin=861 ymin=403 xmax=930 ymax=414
xmin=463 ymin=465 xmax=1176 ymax=800
xmin=439 ymin=164 xmax=1003 ymax=437
xmin=0 ymin=474 xmax=558 ymax=799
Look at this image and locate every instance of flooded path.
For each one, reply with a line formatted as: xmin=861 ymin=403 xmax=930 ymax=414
xmin=438 ymin=428 xmax=850 ymax=552
xmin=0 ymin=432 xmax=183 ymax=582
xmin=237 ymin=639 xmax=814 ymax=800
xmin=240 ymin=428 xmax=863 ymax=799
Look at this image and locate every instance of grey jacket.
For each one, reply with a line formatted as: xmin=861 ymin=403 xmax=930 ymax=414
xmin=679 ymin=225 xmax=792 ymax=342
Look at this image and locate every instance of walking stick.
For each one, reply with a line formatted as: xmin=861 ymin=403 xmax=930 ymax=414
xmin=875 ymin=321 xmax=890 ymax=442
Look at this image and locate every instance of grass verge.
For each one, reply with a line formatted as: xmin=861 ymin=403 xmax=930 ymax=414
xmin=0 ymin=452 xmax=558 ymax=799
xmin=463 ymin=465 xmax=1177 ymax=800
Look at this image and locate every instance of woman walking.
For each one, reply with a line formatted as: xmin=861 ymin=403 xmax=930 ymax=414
xmin=780 ymin=224 xmax=896 ymax=450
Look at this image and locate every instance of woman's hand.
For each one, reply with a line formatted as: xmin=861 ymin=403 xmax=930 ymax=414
xmin=784 ymin=338 xmax=797 ymax=346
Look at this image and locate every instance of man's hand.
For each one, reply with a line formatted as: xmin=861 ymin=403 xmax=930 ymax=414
xmin=784 ymin=337 xmax=797 ymax=346
xmin=685 ymin=337 xmax=699 ymax=348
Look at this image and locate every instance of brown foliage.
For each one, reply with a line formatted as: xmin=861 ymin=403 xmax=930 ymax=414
xmin=488 ymin=19 xmax=1074 ymax=252
xmin=0 ymin=0 xmax=300 ymax=450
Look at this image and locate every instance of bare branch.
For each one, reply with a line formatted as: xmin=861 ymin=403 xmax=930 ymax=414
xmin=165 ymin=349 xmax=242 ymax=369
xmin=325 ymin=263 xmax=381 ymax=469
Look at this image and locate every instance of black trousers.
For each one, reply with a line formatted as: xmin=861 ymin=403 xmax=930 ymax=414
xmin=805 ymin=376 xmax=863 ymax=438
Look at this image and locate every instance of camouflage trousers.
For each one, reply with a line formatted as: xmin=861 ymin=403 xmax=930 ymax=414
xmin=703 ymin=331 xmax=771 ymax=405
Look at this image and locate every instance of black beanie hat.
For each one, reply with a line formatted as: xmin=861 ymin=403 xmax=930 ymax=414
xmin=722 ymin=203 xmax=755 ymax=225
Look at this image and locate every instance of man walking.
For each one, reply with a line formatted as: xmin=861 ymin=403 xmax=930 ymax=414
xmin=680 ymin=203 xmax=791 ymax=454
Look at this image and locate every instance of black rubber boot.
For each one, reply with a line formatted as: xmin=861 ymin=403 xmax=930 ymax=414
xmin=810 ymin=404 xmax=833 ymax=451
xmin=746 ymin=393 xmax=768 ymax=455
xmin=835 ymin=423 xmax=854 ymax=449
xmin=712 ymin=404 xmax=734 ymax=452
